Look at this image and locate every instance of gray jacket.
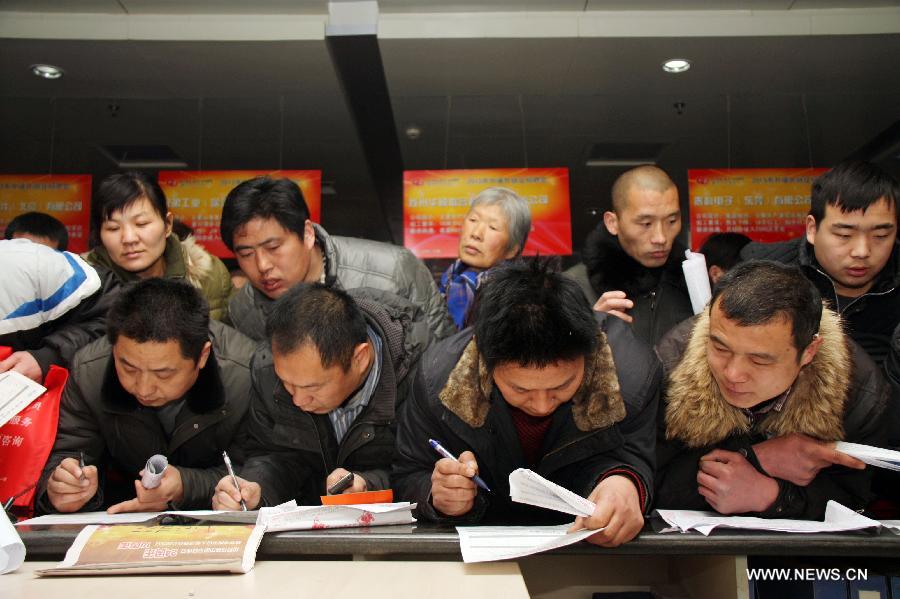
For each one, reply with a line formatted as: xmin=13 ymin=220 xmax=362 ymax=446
xmin=228 ymin=223 xmax=454 ymax=342
xmin=35 ymin=320 xmax=256 ymax=513
xmin=239 ymin=288 xmax=430 ymax=505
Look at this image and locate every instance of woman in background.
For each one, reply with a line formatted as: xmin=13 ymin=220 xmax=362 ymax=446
xmin=440 ymin=186 xmax=531 ymax=330
xmin=86 ymin=171 xmax=233 ymax=320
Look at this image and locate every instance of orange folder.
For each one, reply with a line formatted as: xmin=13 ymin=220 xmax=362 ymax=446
xmin=320 ymin=489 xmax=394 ymax=505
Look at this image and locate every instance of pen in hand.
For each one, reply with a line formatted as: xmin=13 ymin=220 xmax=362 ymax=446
xmin=222 ymin=451 xmax=247 ymax=511
xmin=428 ymin=438 xmax=491 ymax=492
xmin=79 ymin=451 xmax=87 ymax=483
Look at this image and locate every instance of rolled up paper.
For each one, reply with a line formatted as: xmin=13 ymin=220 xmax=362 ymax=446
xmin=141 ymin=454 xmax=169 ymax=490
xmin=682 ymin=249 xmax=712 ymax=315
xmin=0 ymin=509 xmax=25 ymax=574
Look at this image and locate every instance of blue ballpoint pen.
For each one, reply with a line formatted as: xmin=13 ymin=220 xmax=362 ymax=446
xmin=428 ymin=438 xmax=491 ymax=492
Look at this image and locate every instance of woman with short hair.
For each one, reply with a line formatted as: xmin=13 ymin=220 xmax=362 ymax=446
xmin=86 ymin=172 xmax=233 ymax=320
xmin=440 ymin=186 xmax=531 ymax=330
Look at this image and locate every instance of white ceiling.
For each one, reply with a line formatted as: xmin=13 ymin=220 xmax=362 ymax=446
xmin=1 ymin=0 xmax=899 ymax=14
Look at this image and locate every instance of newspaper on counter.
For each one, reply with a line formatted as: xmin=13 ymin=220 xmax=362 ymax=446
xmin=35 ymin=523 xmax=264 ymax=576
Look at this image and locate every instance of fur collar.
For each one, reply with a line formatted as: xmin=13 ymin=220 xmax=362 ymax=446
xmin=583 ymin=224 xmax=687 ymax=298
xmin=101 ymin=351 xmax=225 ymax=414
xmin=180 ymin=235 xmax=215 ymax=288
xmin=665 ymin=307 xmax=850 ymax=447
xmin=438 ymin=334 xmax=626 ymax=431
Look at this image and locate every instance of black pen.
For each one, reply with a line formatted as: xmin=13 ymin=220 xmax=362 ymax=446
xmin=79 ymin=451 xmax=86 ymax=483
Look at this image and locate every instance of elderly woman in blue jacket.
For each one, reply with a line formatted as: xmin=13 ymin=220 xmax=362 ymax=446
xmin=440 ymin=187 xmax=531 ymax=330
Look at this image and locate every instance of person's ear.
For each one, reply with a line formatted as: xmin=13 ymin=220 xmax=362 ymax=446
xmin=196 ymin=341 xmax=213 ymax=370
xmin=164 ymin=212 xmax=175 ymax=237
xmin=805 ymin=215 xmax=818 ymax=245
xmin=352 ymin=341 xmax=371 ymax=376
xmin=709 ymin=265 xmax=725 ymax=285
xmin=799 ymin=334 xmax=823 ymax=368
xmin=603 ymin=211 xmax=619 ymax=236
xmin=303 ymin=219 xmax=316 ymax=250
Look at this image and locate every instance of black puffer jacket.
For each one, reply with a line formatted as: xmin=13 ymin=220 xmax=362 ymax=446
xmin=741 ymin=237 xmax=900 ymax=367
xmin=392 ymin=315 xmax=660 ymax=525
xmin=655 ymin=309 xmax=890 ymax=520
xmin=238 ymin=288 xmax=430 ymax=506
xmin=564 ymin=225 xmax=693 ymax=346
xmin=35 ymin=320 xmax=256 ymax=513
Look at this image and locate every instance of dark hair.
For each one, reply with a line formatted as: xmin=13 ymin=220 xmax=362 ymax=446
xmin=809 ymin=161 xmax=899 ymax=223
xmin=107 ymin=278 xmax=210 ymax=362
xmin=699 ymin=232 xmax=752 ymax=271
xmin=473 ymin=259 xmax=597 ymax=371
xmin=5 ymin=211 xmax=69 ymax=250
xmin=91 ymin=172 xmax=168 ymax=247
xmin=220 ymin=177 xmax=310 ymax=252
xmin=711 ymin=260 xmax=822 ymax=355
xmin=266 ymin=283 xmax=367 ymax=371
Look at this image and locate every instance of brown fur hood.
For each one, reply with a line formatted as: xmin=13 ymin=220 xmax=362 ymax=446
xmin=438 ymin=333 xmax=626 ymax=431
xmin=665 ymin=306 xmax=850 ymax=448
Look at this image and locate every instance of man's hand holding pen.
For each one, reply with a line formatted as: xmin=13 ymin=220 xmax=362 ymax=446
xmin=46 ymin=457 xmax=99 ymax=513
xmin=430 ymin=450 xmax=481 ymax=517
xmin=212 ymin=475 xmax=261 ymax=511
xmin=107 ymin=466 xmax=184 ymax=514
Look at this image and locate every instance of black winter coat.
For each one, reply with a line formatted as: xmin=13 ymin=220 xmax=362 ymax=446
xmin=392 ymin=315 xmax=661 ymax=525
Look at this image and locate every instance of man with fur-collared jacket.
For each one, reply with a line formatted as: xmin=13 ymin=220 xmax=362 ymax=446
xmin=393 ymin=260 xmax=661 ymax=548
xmin=656 ymin=260 xmax=890 ymax=519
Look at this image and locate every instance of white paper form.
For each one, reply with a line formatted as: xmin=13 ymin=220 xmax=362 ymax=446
xmin=656 ymin=501 xmax=881 ymax=536
xmin=508 ymin=468 xmax=596 ymax=517
xmin=257 ymin=502 xmax=416 ymax=532
xmin=0 ymin=370 xmax=45 ymax=428
xmin=457 ymin=525 xmax=598 ymax=563
xmin=17 ymin=509 xmax=257 ymax=527
xmin=682 ymin=250 xmax=712 ymax=315
xmin=880 ymin=520 xmax=900 ymax=535
xmin=835 ymin=441 xmax=900 ymax=471
xmin=0 ymin=509 xmax=25 ymax=574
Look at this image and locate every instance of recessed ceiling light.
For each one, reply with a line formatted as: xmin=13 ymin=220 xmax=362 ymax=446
xmin=662 ymin=58 xmax=691 ymax=74
xmin=31 ymin=64 xmax=64 ymax=79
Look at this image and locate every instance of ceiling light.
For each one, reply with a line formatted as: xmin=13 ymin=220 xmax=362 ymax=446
xmin=662 ymin=58 xmax=691 ymax=74
xmin=31 ymin=64 xmax=64 ymax=79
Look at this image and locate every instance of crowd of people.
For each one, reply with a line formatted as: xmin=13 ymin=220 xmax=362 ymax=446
xmin=2 ymin=159 xmax=898 ymax=548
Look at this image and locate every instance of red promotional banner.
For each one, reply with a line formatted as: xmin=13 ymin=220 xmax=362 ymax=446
xmin=689 ymin=168 xmax=828 ymax=250
xmin=0 ymin=174 xmax=92 ymax=253
xmin=158 ymin=170 xmax=322 ymax=258
xmin=403 ymin=168 xmax=572 ymax=259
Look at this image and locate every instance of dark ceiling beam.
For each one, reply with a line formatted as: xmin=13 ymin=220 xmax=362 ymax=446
xmin=325 ymin=2 xmax=404 ymax=244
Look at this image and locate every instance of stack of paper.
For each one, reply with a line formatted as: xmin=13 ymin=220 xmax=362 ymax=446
xmin=656 ymin=501 xmax=882 ymax=536
xmin=835 ymin=441 xmax=900 ymax=471
xmin=257 ymin=500 xmax=416 ymax=532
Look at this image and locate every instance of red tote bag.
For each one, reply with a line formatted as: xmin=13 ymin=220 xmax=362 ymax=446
xmin=0 ymin=346 xmax=69 ymax=517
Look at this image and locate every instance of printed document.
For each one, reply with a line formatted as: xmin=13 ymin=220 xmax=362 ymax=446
xmin=656 ymin=500 xmax=881 ymax=535
xmin=508 ymin=468 xmax=596 ymax=517
xmin=458 ymin=469 xmax=601 ymax=563
xmin=457 ymin=525 xmax=597 ymax=563
xmin=834 ymin=441 xmax=900 ymax=471
xmin=35 ymin=524 xmax=264 ymax=576
xmin=0 ymin=370 xmax=45 ymax=428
